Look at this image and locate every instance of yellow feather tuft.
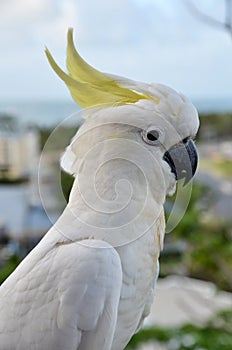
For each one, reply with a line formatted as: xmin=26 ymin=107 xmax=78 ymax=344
xmin=46 ymin=28 xmax=155 ymax=108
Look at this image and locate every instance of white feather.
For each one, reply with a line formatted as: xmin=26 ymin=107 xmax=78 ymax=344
xmin=0 ymin=236 xmax=122 ymax=350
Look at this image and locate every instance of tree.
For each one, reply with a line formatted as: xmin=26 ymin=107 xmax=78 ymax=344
xmin=184 ymin=0 xmax=232 ymax=38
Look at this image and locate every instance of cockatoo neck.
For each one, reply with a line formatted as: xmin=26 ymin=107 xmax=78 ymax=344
xmin=57 ymin=146 xmax=167 ymax=247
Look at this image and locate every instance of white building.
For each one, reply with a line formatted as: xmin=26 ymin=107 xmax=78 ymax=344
xmin=0 ymin=115 xmax=59 ymax=241
xmin=0 ymin=115 xmax=39 ymax=181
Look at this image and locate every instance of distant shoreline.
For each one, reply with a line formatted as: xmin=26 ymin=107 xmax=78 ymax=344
xmin=0 ymin=98 xmax=231 ymax=127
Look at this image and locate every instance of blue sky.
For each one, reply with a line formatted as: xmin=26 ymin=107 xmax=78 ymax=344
xmin=1 ymin=0 xmax=232 ymax=101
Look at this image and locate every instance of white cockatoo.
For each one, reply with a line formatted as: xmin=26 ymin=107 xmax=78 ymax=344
xmin=0 ymin=29 xmax=199 ymax=350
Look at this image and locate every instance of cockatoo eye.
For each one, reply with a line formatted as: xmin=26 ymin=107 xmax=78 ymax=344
xmin=141 ymin=128 xmax=164 ymax=146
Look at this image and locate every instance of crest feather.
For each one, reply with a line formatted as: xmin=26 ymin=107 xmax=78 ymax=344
xmin=45 ymin=28 xmax=155 ymax=108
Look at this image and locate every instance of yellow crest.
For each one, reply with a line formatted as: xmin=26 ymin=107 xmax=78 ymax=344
xmin=45 ymin=29 xmax=158 ymax=108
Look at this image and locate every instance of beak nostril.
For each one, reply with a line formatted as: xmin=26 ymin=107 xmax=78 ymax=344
xmin=182 ymin=137 xmax=189 ymax=144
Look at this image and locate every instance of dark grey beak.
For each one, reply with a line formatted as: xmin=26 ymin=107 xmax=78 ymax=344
xmin=163 ymin=139 xmax=198 ymax=185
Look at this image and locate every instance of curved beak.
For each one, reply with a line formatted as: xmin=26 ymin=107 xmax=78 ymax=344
xmin=163 ymin=139 xmax=198 ymax=185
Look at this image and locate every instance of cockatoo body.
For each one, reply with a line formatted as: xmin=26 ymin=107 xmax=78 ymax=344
xmin=0 ymin=29 xmax=199 ymax=349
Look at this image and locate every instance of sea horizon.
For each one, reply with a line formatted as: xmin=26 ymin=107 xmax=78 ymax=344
xmin=0 ymin=96 xmax=232 ymax=127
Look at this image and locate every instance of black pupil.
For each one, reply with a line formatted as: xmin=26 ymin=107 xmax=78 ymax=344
xmin=147 ymin=130 xmax=159 ymax=141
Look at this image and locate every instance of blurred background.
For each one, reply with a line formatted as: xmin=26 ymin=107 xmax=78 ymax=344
xmin=0 ymin=1 xmax=232 ymax=349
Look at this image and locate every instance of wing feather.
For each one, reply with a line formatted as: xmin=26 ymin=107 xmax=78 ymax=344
xmin=0 ymin=238 xmax=122 ymax=350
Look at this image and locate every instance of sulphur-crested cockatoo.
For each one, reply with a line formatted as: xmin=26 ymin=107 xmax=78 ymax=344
xmin=0 ymin=29 xmax=199 ymax=349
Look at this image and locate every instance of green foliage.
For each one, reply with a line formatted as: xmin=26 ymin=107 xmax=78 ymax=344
xmin=162 ymin=183 xmax=232 ymax=291
xmin=198 ymin=113 xmax=232 ymax=140
xmin=39 ymin=127 xmax=52 ymax=151
xmin=61 ymin=170 xmax=74 ymax=202
xmin=0 ymin=255 xmax=21 ymax=285
xmin=39 ymin=126 xmax=78 ymax=151
xmin=200 ymin=159 xmax=232 ymax=178
xmin=126 ymin=310 xmax=232 ymax=350
xmin=0 ymin=177 xmax=28 ymax=185
xmin=186 ymin=221 xmax=232 ymax=291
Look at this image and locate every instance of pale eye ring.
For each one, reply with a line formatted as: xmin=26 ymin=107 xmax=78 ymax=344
xmin=141 ymin=127 xmax=164 ymax=146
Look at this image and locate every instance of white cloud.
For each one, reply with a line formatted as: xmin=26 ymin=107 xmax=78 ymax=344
xmin=0 ymin=0 xmax=47 ymax=23
xmin=36 ymin=1 xmax=79 ymax=48
xmin=0 ymin=0 xmax=231 ymax=100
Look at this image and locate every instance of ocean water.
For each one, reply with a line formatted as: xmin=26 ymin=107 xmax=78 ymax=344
xmin=0 ymin=97 xmax=232 ymax=127
xmin=0 ymin=100 xmax=81 ymax=127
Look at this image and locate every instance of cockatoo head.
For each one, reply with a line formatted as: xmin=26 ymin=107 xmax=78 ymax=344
xmin=46 ymin=29 xmax=199 ymax=202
